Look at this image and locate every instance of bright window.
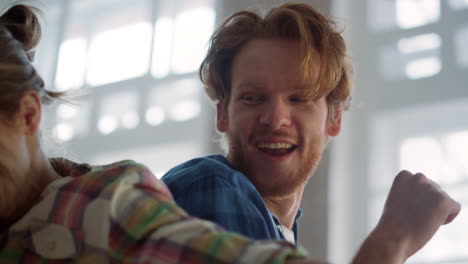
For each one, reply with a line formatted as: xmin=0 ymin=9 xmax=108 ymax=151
xmin=400 ymin=132 xmax=468 ymax=185
xmin=449 ymin=0 xmax=468 ymax=10
xmin=98 ymin=91 xmax=140 ymax=135
xmin=396 ymin=0 xmax=440 ymax=29
xmin=368 ymin=0 xmax=441 ymax=31
xmin=148 ymin=78 xmax=202 ymax=124
xmin=455 ymin=26 xmax=468 ymax=68
xmin=399 ymin=131 xmax=468 ymax=263
xmin=405 ymin=57 xmax=441 ymax=79
xmin=380 ymin=33 xmax=441 ymax=80
xmin=87 ymin=22 xmax=152 ymax=86
xmin=171 ymin=7 xmax=215 ymax=74
xmin=53 ymin=101 xmax=91 ymax=142
xmin=152 ymin=17 xmax=174 ymax=78
xmin=34 ymin=0 xmax=213 ymax=188
xmin=369 ymin=100 xmax=468 ymax=264
xmin=334 ymin=0 xmax=468 ymax=262
xmin=55 ymin=38 xmax=86 ymax=91
xmin=91 ymin=141 xmax=203 ymax=179
xmin=398 ymin=33 xmax=441 ymax=54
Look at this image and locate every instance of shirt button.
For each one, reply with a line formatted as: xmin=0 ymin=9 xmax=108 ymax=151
xmin=47 ymin=240 xmax=57 ymax=252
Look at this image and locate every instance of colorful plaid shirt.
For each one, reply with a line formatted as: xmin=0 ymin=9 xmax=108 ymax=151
xmin=0 ymin=159 xmax=307 ymax=263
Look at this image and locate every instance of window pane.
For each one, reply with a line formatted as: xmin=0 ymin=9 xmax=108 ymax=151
xmin=171 ymin=7 xmax=215 ymax=74
xmin=366 ymin=190 xmax=468 ymax=264
xmin=150 ymin=0 xmax=215 ymax=76
xmin=407 ymin=184 xmax=468 ymax=263
xmin=55 ymin=38 xmax=87 ymax=91
xmin=449 ymin=0 xmax=468 ymax=10
xmin=53 ymin=100 xmax=92 ymax=142
xmin=87 ymin=23 xmax=152 ymax=86
xmin=400 ymin=131 xmax=468 ymax=184
xmin=396 ymin=0 xmax=440 ymax=29
xmin=367 ymin=0 xmax=398 ymax=31
xmin=368 ymin=0 xmax=441 ymax=31
xmin=398 ymin=33 xmax=441 ymax=54
xmin=400 ymin=137 xmax=444 ymax=179
xmin=85 ymin=4 xmax=152 ymax=86
xmin=91 ymin=141 xmax=203 ymax=178
xmin=152 ymin=17 xmax=174 ymax=78
xmin=444 ymin=131 xmax=468 ymax=179
xmin=53 ymin=3 xmax=90 ymax=91
xmin=98 ymin=91 xmax=140 ymax=134
xmin=380 ymin=33 xmax=441 ymax=80
xmin=145 ymin=106 xmax=166 ymax=126
xmin=169 ymin=99 xmax=201 ymax=121
xmin=147 ymin=78 xmax=201 ymax=125
xmin=455 ymin=25 xmax=468 ymax=68
xmin=405 ymin=57 xmax=441 ymax=79
xmin=391 ymin=131 xmax=468 ymax=262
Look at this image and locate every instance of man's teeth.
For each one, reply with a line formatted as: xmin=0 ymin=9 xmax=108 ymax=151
xmin=257 ymin=143 xmax=293 ymax=149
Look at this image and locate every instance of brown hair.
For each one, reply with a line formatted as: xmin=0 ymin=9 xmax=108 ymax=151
xmin=200 ymin=3 xmax=352 ymax=113
xmin=0 ymin=4 xmax=64 ymax=118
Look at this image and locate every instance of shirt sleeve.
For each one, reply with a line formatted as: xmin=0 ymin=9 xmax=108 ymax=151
xmin=171 ymin=176 xmax=279 ymax=241
xmin=108 ymin=163 xmax=308 ymax=264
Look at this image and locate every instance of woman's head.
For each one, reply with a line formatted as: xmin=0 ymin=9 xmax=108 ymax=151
xmin=0 ymin=4 xmax=50 ymax=119
xmin=0 ymin=3 xmax=62 ymax=222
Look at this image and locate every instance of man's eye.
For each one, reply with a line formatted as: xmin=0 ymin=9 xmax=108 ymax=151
xmin=289 ymin=96 xmax=306 ymax=103
xmin=241 ymin=95 xmax=262 ymax=103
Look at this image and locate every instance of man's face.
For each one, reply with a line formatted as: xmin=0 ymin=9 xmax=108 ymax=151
xmin=217 ymin=39 xmax=342 ymax=198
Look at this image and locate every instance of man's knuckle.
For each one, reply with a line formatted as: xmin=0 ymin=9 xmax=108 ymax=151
xmin=395 ymin=170 xmax=412 ymax=182
xmin=413 ymin=173 xmax=427 ymax=183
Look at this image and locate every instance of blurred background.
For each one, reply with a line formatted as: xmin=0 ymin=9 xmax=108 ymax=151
xmin=31 ymin=0 xmax=467 ymax=263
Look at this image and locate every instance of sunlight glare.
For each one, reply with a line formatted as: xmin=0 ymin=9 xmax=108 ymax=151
xmin=87 ymin=23 xmax=152 ymax=86
xmin=398 ymin=33 xmax=441 ymax=54
xmin=172 ymin=8 xmax=215 ymax=74
xmin=405 ymin=57 xmax=441 ymax=79
xmin=152 ymin=17 xmax=173 ymax=78
xmin=396 ymin=0 xmax=440 ymax=29
xmin=55 ymin=38 xmax=86 ymax=91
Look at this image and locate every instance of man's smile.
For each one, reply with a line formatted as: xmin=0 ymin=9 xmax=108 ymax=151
xmin=256 ymin=142 xmax=298 ymax=156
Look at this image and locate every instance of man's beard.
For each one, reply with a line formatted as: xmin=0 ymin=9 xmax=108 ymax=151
xmin=226 ymin=133 xmax=323 ymax=198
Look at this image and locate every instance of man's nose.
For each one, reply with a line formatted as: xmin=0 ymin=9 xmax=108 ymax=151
xmin=259 ymin=99 xmax=292 ymax=129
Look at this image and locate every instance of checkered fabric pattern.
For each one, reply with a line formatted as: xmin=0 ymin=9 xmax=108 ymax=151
xmin=0 ymin=159 xmax=307 ymax=263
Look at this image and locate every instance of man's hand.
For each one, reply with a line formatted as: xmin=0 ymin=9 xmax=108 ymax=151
xmin=353 ymin=170 xmax=461 ymax=264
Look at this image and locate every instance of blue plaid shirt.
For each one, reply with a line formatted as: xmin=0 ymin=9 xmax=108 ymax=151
xmin=162 ymin=155 xmax=302 ymax=244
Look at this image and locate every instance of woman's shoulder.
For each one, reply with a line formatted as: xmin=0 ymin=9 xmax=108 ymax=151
xmin=49 ymin=159 xmax=164 ymax=198
xmin=51 ymin=158 xmax=153 ymax=180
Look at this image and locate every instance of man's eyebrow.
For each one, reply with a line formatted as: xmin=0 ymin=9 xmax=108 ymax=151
xmin=290 ymin=84 xmax=323 ymax=100
xmin=237 ymin=82 xmax=263 ymax=90
xmin=292 ymin=83 xmax=316 ymax=91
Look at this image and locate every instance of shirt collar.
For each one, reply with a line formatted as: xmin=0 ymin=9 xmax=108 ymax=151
xmin=213 ymin=154 xmax=304 ymax=242
xmin=295 ymin=208 xmax=303 ymax=221
xmin=271 ymin=208 xmax=303 ymax=226
xmin=49 ymin=158 xmax=91 ymax=178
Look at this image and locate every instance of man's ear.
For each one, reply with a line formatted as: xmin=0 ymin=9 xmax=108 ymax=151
xmin=17 ymin=91 xmax=42 ymax=136
xmin=216 ymin=102 xmax=228 ymax=132
xmin=327 ymin=106 xmax=342 ymax=137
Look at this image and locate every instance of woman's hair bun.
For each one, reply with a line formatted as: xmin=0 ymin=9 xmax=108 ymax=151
xmin=0 ymin=4 xmax=42 ymax=60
